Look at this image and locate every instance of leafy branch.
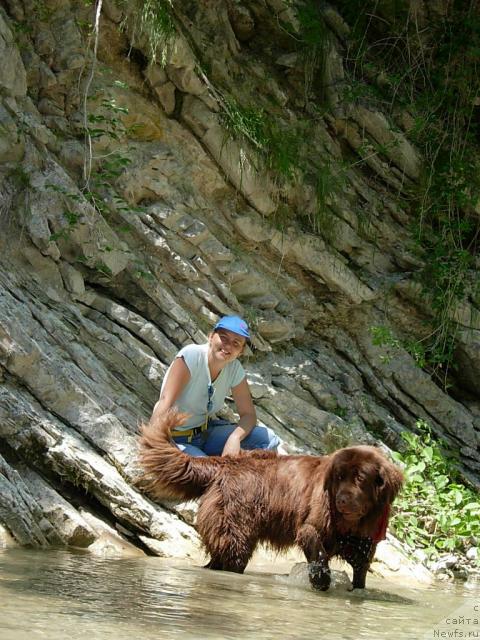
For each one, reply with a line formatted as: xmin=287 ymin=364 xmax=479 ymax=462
xmin=391 ymin=421 xmax=480 ymax=561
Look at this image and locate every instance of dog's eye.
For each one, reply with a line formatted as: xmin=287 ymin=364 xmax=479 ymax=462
xmin=337 ymin=473 xmax=344 ymax=481
xmin=375 ymin=474 xmax=385 ymax=487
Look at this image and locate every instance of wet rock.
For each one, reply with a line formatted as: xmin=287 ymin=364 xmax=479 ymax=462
xmin=78 ymin=510 xmax=145 ymax=558
xmin=18 ymin=466 xmax=96 ymax=548
xmin=371 ymin=536 xmax=434 ymax=585
xmin=0 ymin=455 xmax=49 ymax=547
xmin=0 ymin=523 xmax=17 ymax=548
xmin=430 ymin=555 xmax=460 ymax=573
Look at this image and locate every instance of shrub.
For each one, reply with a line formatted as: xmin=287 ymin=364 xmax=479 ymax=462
xmin=391 ymin=421 xmax=480 ymax=561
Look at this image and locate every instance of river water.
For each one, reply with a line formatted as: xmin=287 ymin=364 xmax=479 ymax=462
xmin=0 ymin=548 xmax=478 ymax=640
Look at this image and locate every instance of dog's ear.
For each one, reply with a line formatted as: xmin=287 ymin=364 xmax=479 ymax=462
xmin=322 ymin=453 xmax=339 ymax=495
xmin=376 ymin=461 xmax=404 ymax=504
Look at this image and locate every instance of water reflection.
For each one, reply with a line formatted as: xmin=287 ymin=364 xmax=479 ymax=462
xmin=0 ymin=549 xmax=477 ymax=640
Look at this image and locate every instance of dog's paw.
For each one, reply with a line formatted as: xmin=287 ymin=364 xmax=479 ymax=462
xmin=308 ymin=561 xmax=331 ymax=591
xmin=204 ymin=558 xmax=223 ymax=570
xmin=349 ymin=580 xmax=366 ymax=591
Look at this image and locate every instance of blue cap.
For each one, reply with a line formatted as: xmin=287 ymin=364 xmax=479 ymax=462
xmin=213 ymin=315 xmax=250 ymax=339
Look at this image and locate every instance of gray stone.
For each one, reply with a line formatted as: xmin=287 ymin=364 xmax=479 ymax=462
xmin=102 ymin=0 xmax=123 ymax=23
xmin=38 ymin=98 xmax=64 ymax=117
xmin=352 ymin=106 xmax=421 ymax=179
xmin=79 ymin=510 xmax=146 ymax=558
xmin=18 ymin=467 xmax=96 ymax=547
xmin=430 ymin=555 xmax=459 ymax=573
xmin=275 ymin=53 xmax=299 ymax=68
xmin=270 ymin=228 xmax=375 ymax=304
xmin=466 ymin=547 xmax=478 ymax=561
xmin=59 ymin=262 xmax=85 ymax=297
xmin=0 ymin=455 xmax=49 ymax=546
xmin=167 ymin=65 xmax=205 ymax=96
xmin=228 ymin=3 xmax=255 ymax=41
xmin=259 ymin=387 xmax=347 ymax=452
xmin=0 ymin=104 xmax=24 ymax=163
xmin=0 ymin=12 xmax=27 ymax=97
xmin=256 ymin=313 xmax=295 ymax=343
xmin=454 ymin=330 xmax=480 ymax=396
xmin=155 ymin=81 xmax=177 ymax=115
xmin=181 ymin=96 xmax=277 ymax=215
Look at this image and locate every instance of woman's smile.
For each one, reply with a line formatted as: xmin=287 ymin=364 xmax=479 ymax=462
xmin=215 ymin=345 xmax=234 ymax=361
xmin=210 ymin=330 xmax=245 ymax=359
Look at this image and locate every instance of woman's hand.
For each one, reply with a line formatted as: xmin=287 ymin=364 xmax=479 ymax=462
xmin=221 ymin=432 xmax=242 ymax=456
xmin=221 ymin=378 xmax=257 ymax=455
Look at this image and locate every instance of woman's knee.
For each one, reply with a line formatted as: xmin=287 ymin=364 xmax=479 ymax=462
xmin=242 ymin=426 xmax=280 ymax=451
xmin=175 ymin=442 xmax=208 ymax=457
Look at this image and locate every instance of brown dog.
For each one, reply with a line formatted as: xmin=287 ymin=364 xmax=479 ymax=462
xmin=139 ymin=410 xmax=403 ymax=590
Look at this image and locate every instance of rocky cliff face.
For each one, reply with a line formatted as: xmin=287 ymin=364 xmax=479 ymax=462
xmin=0 ymin=0 xmax=478 ymax=552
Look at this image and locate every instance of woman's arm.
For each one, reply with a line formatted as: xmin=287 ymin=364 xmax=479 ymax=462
xmin=221 ymin=377 xmax=257 ymax=456
xmin=151 ymin=356 xmax=191 ymax=421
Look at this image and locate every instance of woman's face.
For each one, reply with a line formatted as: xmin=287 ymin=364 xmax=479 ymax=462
xmin=208 ymin=329 xmax=246 ymax=364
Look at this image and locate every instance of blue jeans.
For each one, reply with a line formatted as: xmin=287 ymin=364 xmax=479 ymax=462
xmin=173 ymin=419 xmax=280 ymax=457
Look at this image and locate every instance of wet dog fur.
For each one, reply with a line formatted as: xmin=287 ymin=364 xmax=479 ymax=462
xmin=139 ymin=410 xmax=403 ymax=590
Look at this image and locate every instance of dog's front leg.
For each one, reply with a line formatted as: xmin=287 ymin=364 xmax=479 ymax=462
xmin=296 ymin=523 xmax=331 ymax=591
xmin=307 ymin=553 xmax=331 ymax=591
xmin=343 ymin=537 xmax=375 ymax=590
xmin=349 ymin=545 xmax=375 ymax=590
xmin=204 ymin=557 xmax=224 ymax=570
xmin=350 ymin=563 xmax=368 ymax=590
xmin=350 ymin=566 xmax=368 ymax=590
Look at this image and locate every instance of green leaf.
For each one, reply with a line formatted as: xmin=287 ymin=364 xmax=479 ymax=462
xmin=422 ymin=446 xmax=434 ymax=461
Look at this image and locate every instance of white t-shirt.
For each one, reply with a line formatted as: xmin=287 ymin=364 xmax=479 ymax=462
xmin=161 ymin=343 xmax=246 ymax=430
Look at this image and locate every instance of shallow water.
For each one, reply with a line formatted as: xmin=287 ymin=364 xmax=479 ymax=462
xmin=0 ymin=549 xmax=478 ymax=640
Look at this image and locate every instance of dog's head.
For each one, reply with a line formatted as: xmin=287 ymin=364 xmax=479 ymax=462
xmin=324 ymin=446 xmax=403 ymax=529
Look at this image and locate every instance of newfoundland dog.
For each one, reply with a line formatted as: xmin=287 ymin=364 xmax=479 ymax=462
xmin=139 ymin=410 xmax=403 ymax=590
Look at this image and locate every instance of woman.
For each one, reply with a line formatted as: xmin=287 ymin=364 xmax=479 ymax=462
xmin=151 ymin=315 xmax=280 ymax=456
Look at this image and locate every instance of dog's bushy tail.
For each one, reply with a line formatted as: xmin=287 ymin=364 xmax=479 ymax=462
xmin=139 ymin=409 xmax=220 ymax=501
